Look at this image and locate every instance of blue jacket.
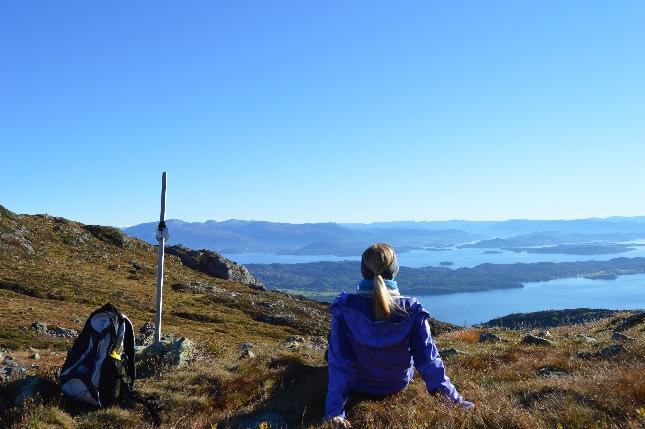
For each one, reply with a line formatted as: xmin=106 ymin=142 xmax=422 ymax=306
xmin=324 ymin=292 xmax=467 ymax=418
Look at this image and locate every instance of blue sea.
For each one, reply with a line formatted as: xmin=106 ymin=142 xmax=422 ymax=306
xmin=416 ymin=274 xmax=645 ymax=326
xmin=225 ymin=244 xmax=645 ymax=268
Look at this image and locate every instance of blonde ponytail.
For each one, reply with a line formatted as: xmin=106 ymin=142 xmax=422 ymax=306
xmin=362 ymin=243 xmax=398 ymax=321
xmin=372 ymin=273 xmax=393 ymax=321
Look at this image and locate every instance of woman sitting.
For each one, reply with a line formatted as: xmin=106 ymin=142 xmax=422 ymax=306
xmin=325 ymin=243 xmax=473 ymax=427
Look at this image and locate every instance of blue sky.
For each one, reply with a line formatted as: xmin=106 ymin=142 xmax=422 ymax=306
xmin=1 ymin=1 xmax=644 ymax=226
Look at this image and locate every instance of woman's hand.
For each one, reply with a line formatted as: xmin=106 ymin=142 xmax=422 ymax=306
xmin=460 ymin=399 xmax=475 ymax=410
xmin=330 ymin=416 xmax=352 ymax=428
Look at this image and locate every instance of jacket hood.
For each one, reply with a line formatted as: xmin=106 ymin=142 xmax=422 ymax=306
xmin=330 ymin=293 xmax=428 ymax=348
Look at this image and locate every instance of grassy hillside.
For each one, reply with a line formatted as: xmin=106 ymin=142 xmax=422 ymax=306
xmin=1 ymin=205 xmax=644 ymax=428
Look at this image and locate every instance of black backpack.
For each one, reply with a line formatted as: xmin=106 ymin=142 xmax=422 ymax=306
xmin=59 ymin=303 xmax=160 ymax=426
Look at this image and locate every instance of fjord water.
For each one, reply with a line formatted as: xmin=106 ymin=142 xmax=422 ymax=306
xmin=226 ymin=245 xmax=645 ymax=268
xmin=416 ymin=273 xmax=645 ymax=326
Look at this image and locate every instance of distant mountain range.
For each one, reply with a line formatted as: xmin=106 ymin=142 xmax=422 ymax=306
xmin=123 ymin=217 xmax=645 ymax=256
xmin=123 ymin=220 xmax=483 ymax=255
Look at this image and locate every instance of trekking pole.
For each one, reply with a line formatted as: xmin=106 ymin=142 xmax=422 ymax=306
xmin=154 ymin=172 xmax=168 ymax=343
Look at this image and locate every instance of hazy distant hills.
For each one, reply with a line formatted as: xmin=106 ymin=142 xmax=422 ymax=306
xmin=460 ymin=231 xmax=645 ymax=250
xmin=123 ymin=220 xmax=483 ymax=255
xmin=123 ymin=217 xmax=645 ymax=256
xmin=342 ymin=217 xmax=645 ymax=236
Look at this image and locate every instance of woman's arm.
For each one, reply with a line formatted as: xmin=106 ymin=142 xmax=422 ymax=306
xmin=410 ymin=317 xmax=473 ymax=407
xmin=324 ymin=309 xmax=355 ymax=419
xmin=325 ymin=363 xmax=350 ymax=419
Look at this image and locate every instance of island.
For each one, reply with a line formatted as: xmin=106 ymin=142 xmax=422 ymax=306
xmin=246 ymin=257 xmax=645 ymax=301
xmin=505 ymin=243 xmax=635 ymax=255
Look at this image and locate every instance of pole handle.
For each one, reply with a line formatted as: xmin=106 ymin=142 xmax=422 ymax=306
xmin=159 ymin=171 xmax=167 ymax=223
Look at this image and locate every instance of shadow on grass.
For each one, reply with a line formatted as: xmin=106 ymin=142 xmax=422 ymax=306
xmin=222 ymin=356 xmax=328 ymax=428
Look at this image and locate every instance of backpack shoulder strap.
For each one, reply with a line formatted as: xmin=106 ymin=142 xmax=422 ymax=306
xmin=122 ymin=383 xmax=161 ymax=427
xmin=122 ymin=315 xmax=136 ymax=383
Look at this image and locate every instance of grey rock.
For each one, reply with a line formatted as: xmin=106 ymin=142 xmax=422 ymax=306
xmin=1 ymin=356 xmax=27 ymax=382
xmin=31 ymin=322 xmax=78 ymax=339
xmin=479 ymin=332 xmax=504 ymax=343
xmin=166 ymin=244 xmax=265 ymax=290
xmin=83 ymin=224 xmax=131 ymax=248
xmin=49 ymin=326 xmax=79 ymax=339
xmin=235 ymin=412 xmax=286 ymax=429
xmin=139 ymin=337 xmax=195 ymax=369
xmin=284 ymin=336 xmax=306 ymax=350
xmin=537 ymin=330 xmax=551 ymax=337
xmin=240 ymin=349 xmax=256 ymax=359
xmin=134 ymin=345 xmax=147 ymax=357
xmin=310 ymin=337 xmax=328 ymax=350
xmin=440 ymin=348 xmax=463 ymax=358
xmin=522 ymin=335 xmax=554 ymax=346
xmin=13 ymin=375 xmax=40 ymax=406
xmin=612 ymin=331 xmax=635 ymax=342
xmin=576 ymin=334 xmax=597 ymax=343
xmin=136 ymin=321 xmax=156 ymax=346
xmin=286 ymin=336 xmax=305 ymax=343
xmin=600 ymin=344 xmax=629 ymax=358
xmin=172 ymin=280 xmax=225 ymax=294
xmin=167 ymin=337 xmax=195 ymax=368
xmin=31 ymin=321 xmax=48 ymax=333
xmin=0 ymin=228 xmax=34 ymax=254
xmin=537 ymin=365 xmax=567 ymax=377
xmin=255 ymin=313 xmax=297 ymax=326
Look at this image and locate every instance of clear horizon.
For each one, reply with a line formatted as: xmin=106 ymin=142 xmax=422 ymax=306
xmin=2 ymin=1 xmax=644 ymax=226
xmin=4 ymin=202 xmax=645 ymax=229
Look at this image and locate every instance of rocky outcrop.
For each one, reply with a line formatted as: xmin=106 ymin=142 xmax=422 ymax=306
xmin=537 ymin=365 xmax=568 ymax=377
xmin=600 ymin=344 xmax=629 ymax=358
xmin=31 ymin=321 xmax=78 ymax=339
xmin=482 ymin=308 xmax=625 ymax=329
xmin=83 ymin=224 xmax=131 ymax=248
xmin=1 ymin=355 xmax=27 ymax=382
xmin=166 ymin=244 xmax=264 ymax=290
xmin=521 ymin=334 xmax=554 ymax=346
xmin=479 ymin=332 xmax=504 ymax=343
xmin=612 ymin=331 xmax=634 ymax=341
xmin=440 ymin=348 xmax=464 ymax=358
xmin=614 ymin=311 xmax=645 ymax=332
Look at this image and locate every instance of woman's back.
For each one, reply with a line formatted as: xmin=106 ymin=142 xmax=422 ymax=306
xmin=328 ymin=292 xmax=426 ymax=387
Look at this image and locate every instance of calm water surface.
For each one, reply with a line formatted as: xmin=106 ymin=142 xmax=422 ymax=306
xmin=226 ymin=246 xmax=645 ymax=268
xmin=415 ymin=274 xmax=645 ymax=326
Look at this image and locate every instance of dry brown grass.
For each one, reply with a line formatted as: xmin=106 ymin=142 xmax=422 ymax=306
xmin=446 ymin=329 xmax=482 ymax=343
